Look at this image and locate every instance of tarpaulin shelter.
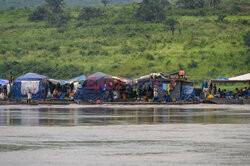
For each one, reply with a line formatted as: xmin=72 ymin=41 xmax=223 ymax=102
xmin=12 ymin=73 xmax=48 ymax=100
xmin=74 ymin=72 xmax=127 ymax=102
xmin=0 ymin=79 xmax=8 ymax=85
xmin=181 ymin=86 xmax=197 ymax=102
xmin=48 ymin=74 xmax=87 ymax=86
xmin=137 ymin=72 xmax=193 ymax=101
xmin=67 ymin=75 xmax=86 ymax=83
xmin=211 ymin=73 xmax=250 ymax=83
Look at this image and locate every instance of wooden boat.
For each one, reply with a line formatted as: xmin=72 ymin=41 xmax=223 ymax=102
xmin=205 ymin=98 xmax=250 ymax=104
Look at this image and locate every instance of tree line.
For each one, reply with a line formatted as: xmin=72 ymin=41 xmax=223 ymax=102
xmin=29 ymin=0 xmax=222 ymax=25
xmin=28 ymin=0 xmax=249 ymax=45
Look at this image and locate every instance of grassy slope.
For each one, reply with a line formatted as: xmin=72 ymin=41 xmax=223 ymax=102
xmin=0 ymin=3 xmax=249 ymax=84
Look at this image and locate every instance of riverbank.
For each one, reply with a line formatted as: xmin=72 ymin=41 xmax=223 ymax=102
xmin=1 ymin=98 xmax=250 ymax=106
xmin=0 ymin=103 xmax=250 ymax=110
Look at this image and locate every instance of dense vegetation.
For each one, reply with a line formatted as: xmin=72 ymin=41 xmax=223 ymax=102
xmin=0 ymin=0 xmax=249 ymax=85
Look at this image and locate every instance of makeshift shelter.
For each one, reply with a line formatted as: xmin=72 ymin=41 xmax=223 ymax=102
xmin=0 ymin=79 xmax=8 ymax=85
xmin=211 ymin=73 xmax=250 ymax=83
xmin=48 ymin=74 xmax=87 ymax=86
xmin=137 ymin=72 xmax=193 ymax=101
xmin=12 ymin=73 xmax=48 ymax=100
xmin=0 ymin=79 xmax=8 ymax=91
xmin=47 ymin=74 xmax=87 ymax=99
xmin=74 ymin=72 xmax=127 ymax=102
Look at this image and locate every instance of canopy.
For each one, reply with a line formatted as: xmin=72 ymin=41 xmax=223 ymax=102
xmin=87 ymin=72 xmax=113 ymax=80
xmin=211 ymin=73 xmax=250 ymax=83
xmin=67 ymin=75 xmax=86 ymax=82
xmin=15 ymin=73 xmax=48 ymax=82
xmin=229 ymin=73 xmax=250 ymax=81
xmin=48 ymin=75 xmax=86 ymax=85
xmin=48 ymin=79 xmax=69 ymax=86
xmin=0 ymin=79 xmax=8 ymax=85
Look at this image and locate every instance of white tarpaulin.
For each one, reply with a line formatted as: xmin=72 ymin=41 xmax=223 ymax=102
xmin=229 ymin=73 xmax=250 ymax=81
xmin=21 ymin=81 xmax=40 ymax=95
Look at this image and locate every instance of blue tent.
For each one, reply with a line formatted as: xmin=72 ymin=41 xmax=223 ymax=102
xmin=13 ymin=73 xmax=48 ymax=100
xmin=0 ymin=79 xmax=8 ymax=85
xmin=74 ymin=72 xmax=114 ymax=102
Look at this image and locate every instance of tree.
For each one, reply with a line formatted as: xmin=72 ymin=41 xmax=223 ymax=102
xmin=78 ymin=7 xmax=103 ymax=21
xmin=176 ymin=0 xmax=205 ymax=9
xmin=28 ymin=6 xmax=47 ymax=21
xmin=209 ymin=0 xmax=221 ymax=8
xmin=28 ymin=0 xmax=70 ymax=26
xmin=101 ymin=0 xmax=109 ymax=7
xmin=164 ymin=17 xmax=179 ymax=36
xmin=136 ymin=0 xmax=170 ymax=22
xmin=45 ymin=0 xmax=64 ymax=13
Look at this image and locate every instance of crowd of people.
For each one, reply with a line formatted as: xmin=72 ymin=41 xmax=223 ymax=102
xmin=0 ymin=76 xmax=14 ymax=101
xmin=212 ymin=84 xmax=250 ymax=99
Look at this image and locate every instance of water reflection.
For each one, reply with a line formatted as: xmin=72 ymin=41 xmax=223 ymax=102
xmin=0 ymin=107 xmax=250 ymax=126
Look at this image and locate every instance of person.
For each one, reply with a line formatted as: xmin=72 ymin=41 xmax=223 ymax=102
xmin=243 ymin=87 xmax=249 ymax=97
xmin=27 ymin=91 xmax=32 ymax=103
xmin=221 ymin=89 xmax=226 ymax=98
xmin=52 ymin=89 xmax=58 ymax=98
xmin=212 ymin=84 xmax=217 ymax=95
xmin=218 ymin=88 xmax=221 ymax=94
xmin=153 ymin=88 xmax=158 ymax=102
xmin=235 ymin=88 xmax=241 ymax=98
xmin=0 ymin=91 xmax=5 ymax=100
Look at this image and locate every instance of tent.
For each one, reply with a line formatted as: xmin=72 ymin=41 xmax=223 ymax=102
xmin=137 ymin=72 xmax=193 ymax=101
xmin=0 ymin=79 xmax=8 ymax=85
xmin=12 ymin=73 xmax=48 ymax=100
xmin=74 ymin=72 xmax=126 ymax=102
xmin=211 ymin=73 xmax=250 ymax=83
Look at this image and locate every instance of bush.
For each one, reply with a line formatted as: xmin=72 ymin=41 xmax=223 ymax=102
xmin=28 ymin=6 xmax=47 ymax=21
xmin=216 ymin=14 xmax=226 ymax=22
xmin=145 ymin=53 xmax=154 ymax=60
xmin=45 ymin=11 xmax=71 ymax=26
xmin=120 ymin=44 xmax=131 ymax=54
xmin=188 ymin=60 xmax=198 ymax=69
xmin=230 ymin=5 xmax=243 ymax=15
xmin=49 ymin=45 xmax=60 ymax=52
xmin=237 ymin=19 xmax=249 ymax=25
xmin=176 ymin=0 xmax=205 ymax=9
xmin=78 ymin=7 xmax=103 ymax=21
xmin=243 ymin=31 xmax=250 ymax=47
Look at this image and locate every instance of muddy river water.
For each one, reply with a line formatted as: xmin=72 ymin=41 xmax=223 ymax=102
xmin=0 ymin=104 xmax=250 ymax=166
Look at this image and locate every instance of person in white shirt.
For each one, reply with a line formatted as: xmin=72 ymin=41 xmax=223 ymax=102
xmin=0 ymin=91 xmax=5 ymax=100
xmin=27 ymin=91 xmax=32 ymax=103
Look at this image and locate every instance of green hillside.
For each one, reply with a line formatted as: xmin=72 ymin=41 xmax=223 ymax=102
xmin=0 ymin=1 xmax=249 ymax=83
xmin=0 ymin=0 xmax=142 ymax=9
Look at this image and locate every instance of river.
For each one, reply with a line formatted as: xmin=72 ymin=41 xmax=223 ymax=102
xmin=0 ymin=104 xmax=250 ymax=166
